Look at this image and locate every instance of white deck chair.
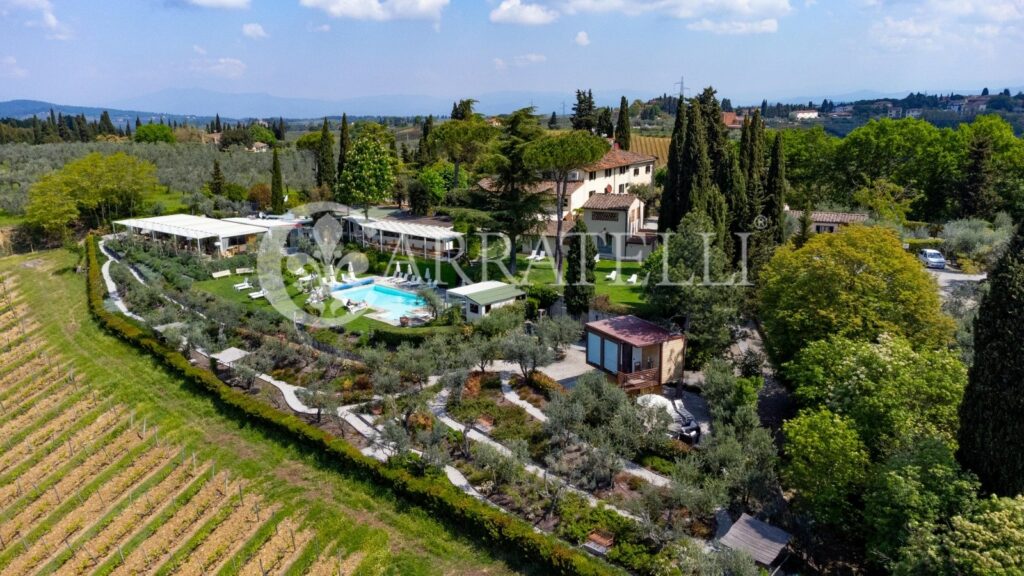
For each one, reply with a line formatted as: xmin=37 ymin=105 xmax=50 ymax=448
xmin=534 ymin=250 xmax=546 ymax=261
xmin=248 ymin=289 xmax=266 ymax=300
xmin=525 ymin=249 xmax=538 ymax=261
xmin=605 ymin=270 xmax=617 ymax=281
xmin=594 ymin=253 xmax=600 ymax=263
xmin=626 ymin=273 xmax=638 ymax=285
xmin=233 ymin=278 xmax=252 ymax=291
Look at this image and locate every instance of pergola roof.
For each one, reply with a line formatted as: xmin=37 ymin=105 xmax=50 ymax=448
xmin=719 ymin=514 xmax=791 ymax=566
xmin=210 ymin=347 xmax=249 ymax=367
xmin=222 ymin=216 xmax=310 ymax=230
xmin=115 ymin=214 xmax=268 ymax=240
xmin=360 ymin=219 xmax=463 ymax=241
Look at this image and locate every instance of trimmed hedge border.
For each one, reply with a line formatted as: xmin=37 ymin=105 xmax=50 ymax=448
xmin=84 ymin=236 xmax=619 ymax=576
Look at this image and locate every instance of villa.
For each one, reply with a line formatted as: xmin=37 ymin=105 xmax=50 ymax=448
xmin=580 ymin=193 xmax=654 ymax=260
xmin=445 ymin=281 xmax=526 ymax=321
xmin=584 ymin=315 xmax=686 ymax=395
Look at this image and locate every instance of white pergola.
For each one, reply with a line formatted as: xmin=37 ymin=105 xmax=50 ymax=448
xmin=114 ymin=214 xmax=268 ymax=256
xmin=351 ymin=218 xmax=463 ymax=258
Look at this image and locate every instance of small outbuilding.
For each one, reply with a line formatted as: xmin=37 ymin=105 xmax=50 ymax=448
xmin=584 ymin=315 xmax=685 ymax=395
xmin=446 ymin=281 xmax=526 ymax=321
xmin=719 ymin=513 xmax=792 ymax=569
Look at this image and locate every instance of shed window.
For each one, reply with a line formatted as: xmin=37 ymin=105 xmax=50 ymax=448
xmin=603 ymin=339 xmax=619 ymax=373
xmin=587 ymin=332 xmax=602 ymax=365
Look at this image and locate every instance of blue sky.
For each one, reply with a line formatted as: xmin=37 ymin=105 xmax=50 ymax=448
xmin=1 ymin=0 xmax=1022 ymax=107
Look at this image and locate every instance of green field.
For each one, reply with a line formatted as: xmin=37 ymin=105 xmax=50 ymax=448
xmin=0 ymin=249 xmax=527 ymax=575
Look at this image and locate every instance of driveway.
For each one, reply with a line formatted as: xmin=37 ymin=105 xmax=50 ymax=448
xmin=491 ymin=343 xmax=595 ymax=389
xmin=928 ymin=268 xmax=987 ymax=295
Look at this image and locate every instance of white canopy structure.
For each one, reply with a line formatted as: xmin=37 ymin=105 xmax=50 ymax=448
xmin=345 ymin=216 xmax=463 ymax=259
xmin=114 ymin=214 xmax=268 ymax=256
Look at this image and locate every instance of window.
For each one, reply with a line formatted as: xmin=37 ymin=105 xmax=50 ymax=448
xmin=589 ymin=171 xmax=597 ymax=180
xmin=469 ymin=303 xmax=479 ymax=314
xmin=603 ymin=339 xmax=619 ymax=373
xmin=589 ymin=190 xmax=595 ymax=197
xmin=592 ymin=211 xmax=618 ymax=221
xmin=618 ymin=184 xmax=625 ymax=194
xmin=633 ymin=167 xmax=640 ymax=176
xmin=619 ymin=167 xmax=627 ymax=175
xmin=645 ymin=165 xmax=652 ymax=174
xmin=604 ymin=169 xmax=612 ymax=178
xmin=587 ymin=332 xmax=602 ymax=365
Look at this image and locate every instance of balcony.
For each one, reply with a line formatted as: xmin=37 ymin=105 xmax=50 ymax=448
xmin=617 ymin=368 xmax=660 ymax=395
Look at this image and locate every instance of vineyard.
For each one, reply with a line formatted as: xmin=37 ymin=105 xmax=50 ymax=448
xmin=630 ymin=136 xmax=670 ymax=170
xmin=0 ymin=253 xmax=522 ymax=576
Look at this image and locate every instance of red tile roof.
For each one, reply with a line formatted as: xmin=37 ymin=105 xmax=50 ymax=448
xmin=583 ymin=149 xmax=657 ymax=171
xmin=582 ymin=193 xmax=640 ymax=211
xmin=586 ymin=315 xmax=682 ymax=347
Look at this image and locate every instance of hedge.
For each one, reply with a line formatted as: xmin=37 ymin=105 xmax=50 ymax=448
xmin=84 ymin=236 xmax=619 ymax=576
xmin=905 ymin=237 xmax=945 ymax=252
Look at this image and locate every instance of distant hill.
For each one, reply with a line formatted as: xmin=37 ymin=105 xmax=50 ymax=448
xmin=0 ymin=99 xmax=225 ymax=126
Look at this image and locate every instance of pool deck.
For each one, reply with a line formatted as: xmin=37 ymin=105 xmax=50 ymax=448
xmin=329 ymin=276 xmax=434 ymax=326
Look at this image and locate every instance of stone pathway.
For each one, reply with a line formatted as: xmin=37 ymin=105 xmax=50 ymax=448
xmin=97 ymin=239 xmax=145 ymax=321
xmin=499 ymin=372 xmax=548 ymax=422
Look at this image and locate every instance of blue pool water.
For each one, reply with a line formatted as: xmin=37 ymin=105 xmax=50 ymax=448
xmin=333 ymin=283 xmax=426 ymax=322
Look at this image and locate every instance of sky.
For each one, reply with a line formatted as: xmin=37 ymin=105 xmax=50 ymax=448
xmin=1 ymin=0 xmax=1023 ymax=109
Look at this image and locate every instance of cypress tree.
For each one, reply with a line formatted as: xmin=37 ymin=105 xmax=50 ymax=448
xmin=657 ymin=100 xmax=687 ymax=233
xmin=271 ymin=147 xmax=284 ymax=213
xmin=214 ymin=114 xmax=222 ymax=133
xmin=614 ymin=96 xmax=631 ymax=150
xmin=596 ymin=107 xmax=614 ymax=138
xmin=793 ymin=197 xmax=814 ymax=248
xmin=98 ymin=111 xmax=115 ymax=135
xmin=548 ymin=111 xmax=558 ymax=130
xmin=317 ymin=118 xmax=336 ymax=190
xmin=416 ymin=115 xmax=435 ymax=165
xmin=741 ymin=110 xmax=766 ymax=228
xmin=679 ymin=100 xmax=710 ymax=218
xmin=209 ymin=160 xmax=225 ymax=196
xmin=961 ymin=133 xmax=999 ymax=219
xmin=570 ymin=89 xmax=596 ymax=132
xmin=337 ymin=113 xmax=350 ymax=184
xmin=135 ymin=116 xmax=142 ymax=129
xmin=958 ymin=228 xmax=1024 ymax=496
xmin=564 ymin=218 xmax=597 ymax=317
xmin=764 ymin=132 xmax=787 ymax=245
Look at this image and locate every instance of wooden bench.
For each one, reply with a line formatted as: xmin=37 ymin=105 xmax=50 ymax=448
xmin=211 ymin=270 xmax=232 ymax=279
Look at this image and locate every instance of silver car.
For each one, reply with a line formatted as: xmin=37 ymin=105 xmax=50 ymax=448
xmin=918 ymin=249 xmax=946 ymax=269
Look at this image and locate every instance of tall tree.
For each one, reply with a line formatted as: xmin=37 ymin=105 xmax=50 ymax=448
xmin=98 ymin=111 xmax=116 ymax=135
xmin=614 ymin=96 xmax=631 ymax=151
xmin=337 ymin=125 xmax=398 ymax=219
xmin=958 ymin=228 xmax=1024 ymax=496
xmin=595 ymin=107 xmax=614 ymax=138
xmin=270 ymin=147 xmax=284 ymax=213
xmin=793 ymin=197 xmax=814 ymax=248
xmin=764 ymin=132 xmax=787 ymax=245
xmin=415 ymin=115 xmax=437 ymax=166
xmin=209 ymin=159 xmax=225 ymax=197
xmin=564 ymin=218 xmax=597 ymax=317
xmin=482 ymin=108 xmax=548 ymax=275
xmin=213 ymin=113 xmax=222 ymax=133
xmin=960 ymin=132 xmax=998 ymax=218
xmin=548 ymin=111 xmax=558 ymax=130
xmin=337 ymin=113 xmax=350 ymax=184
xmin=431 ymin=116 xmax=495 ymax=197
xmin=316 ymin=118 xmax=336 ymax=190
xmin=657 ymin=101 xmax=687 ymax=233
xmin=740 ymin=111 xmax=766 ymax=229
xmin=570 ymin=89 xmax=596 ymax=132
xmin=524 ymin=131 xmax=609 ymax=282
xmin=450 ymin=99 xmax=477 ymax=120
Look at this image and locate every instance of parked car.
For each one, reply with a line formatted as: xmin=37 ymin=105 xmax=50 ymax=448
xmin=918 ymin=249 xmax=946 ymax=269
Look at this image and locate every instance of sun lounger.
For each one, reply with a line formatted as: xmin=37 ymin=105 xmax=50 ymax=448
xmin=626 ymin=274 xmax=638 ymax=285
xmin=526 ymin=249 xmax=538 ymax=260
xmin=248 ymin=290 xmax=266 ymax=300
xmin=529 ymin=250 xmax=545 ymax=261
xmin=594 ymin=253 xmax=600 ymax=263
xmin=234 ymin=279 xmax=253 ymax=291
xmin=211 ymin=270 xmax=231 ymax=279
xmin=605 ymin=270 xmax=617 ymax=281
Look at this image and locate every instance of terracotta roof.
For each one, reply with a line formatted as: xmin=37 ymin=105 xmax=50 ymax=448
xmin=477 ymin=177 xmax=576 ymax=197
xmin=583 ymin=193 xmax=639 ymax=211
xmin=786 ymin=210 xmax=869 ymax=225
xmin=583 ymin=149 xmax=657 ymax=171
xmin=586 ymin=315 xmax=681 ymax=347
xmin=719 ymin=514 xmax=791 ymax=567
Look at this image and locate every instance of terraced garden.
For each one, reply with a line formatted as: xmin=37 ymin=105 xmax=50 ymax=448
xmin=0 ymin=251 xmax=528 ymax=575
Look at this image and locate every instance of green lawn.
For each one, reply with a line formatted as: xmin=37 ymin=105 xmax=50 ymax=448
xmin=0 ymin=211 xmax=23 ymax=227
xmin=0 ymin=249 xmax=527 ymax=575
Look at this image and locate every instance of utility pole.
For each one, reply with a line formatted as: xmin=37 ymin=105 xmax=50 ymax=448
xmin=674 ymin=75 xmax=690 ymax=102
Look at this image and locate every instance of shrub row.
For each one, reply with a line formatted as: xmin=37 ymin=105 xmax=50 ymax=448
xmin=365 ymin=323 xmax=461 ymax=346
xmin=905 ymin=237 xmax=945 ymax=252
xmin=85 ymin=236 xmax=619 ymax=576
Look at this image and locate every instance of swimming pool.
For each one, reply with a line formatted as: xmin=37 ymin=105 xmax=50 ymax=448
xmin=332 ymin=283 xmax=426 ymax=322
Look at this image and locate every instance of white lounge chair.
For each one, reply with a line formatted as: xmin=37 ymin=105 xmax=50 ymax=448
xmin=405 ymin=277 xmax=422 ymax=288
xmin=626 ymin=274 xmax=638 ymax=285
xmin=525 ymin=249 xmax=538 ymax=260
xmin=248 ymin=289 xmax=266 ymax=300
xmin=605 ymin=270 xmax=617 ymax=281
xmin=533 ymin=250 xmax=546 ymax=261
xmin=594 ymin=253 xmax=600 ymax=263
xmin=234 ymin=278 xmax=252 ymax=291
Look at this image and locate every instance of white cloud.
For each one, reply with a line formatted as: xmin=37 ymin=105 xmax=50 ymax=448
xmin=561 ymin=0 xmax=792 ymax=19
xmin=191 ymin=56 xmax=246 ymax=78
xmin=575 ymin=30 xmax=590 ymax=45
xmin=0 ymin=56 xmax=27 ymax=78
xmin=495 ymin=52 xmax=547 ymax=70
xmin=686 ymin=17 xmax=778 ymax=34
xmin=866 ymin=0 xmax=1024 ymax=51
xmin=192 ymin=44 xmax=207 ymax=54
xmin=870 ymin=16 xmax=941 ymax=49
xmin=312 ymin=23 xmax=331 ymax=31
xmin=4 ymin=0 xmax=71 ymax=39
xmin=186 ymin=0 xmax=250 ymax=8
xmin=299 ymin=0 xmax=450 ymax=21
xmin=489 ymin=0 xmax=558 ymax=25
xmin=242 ymin=22 xmax=268 ymax=38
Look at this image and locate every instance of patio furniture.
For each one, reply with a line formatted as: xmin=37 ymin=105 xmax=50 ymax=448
xmin=605 ymin=270 xmax=617 ymax=281
xmin=626 ymin=274 xmax=638 ymax=285
xmin=526 ymin=249 xmax=538 ymax=260
xmin=235 ymin=267 xmax=254 ymax=274
xmin=211 ymin=270 xmax=231 ymax=279
xmin=583 ymin=531 xmax=614 ymax=557
xmin=594 ymin=253 xmax=600 ymax=263
xmin=248 ymin=289 xmax=266 ymax=299
xmin=233 ymin=278 xmax=253 ymax=291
